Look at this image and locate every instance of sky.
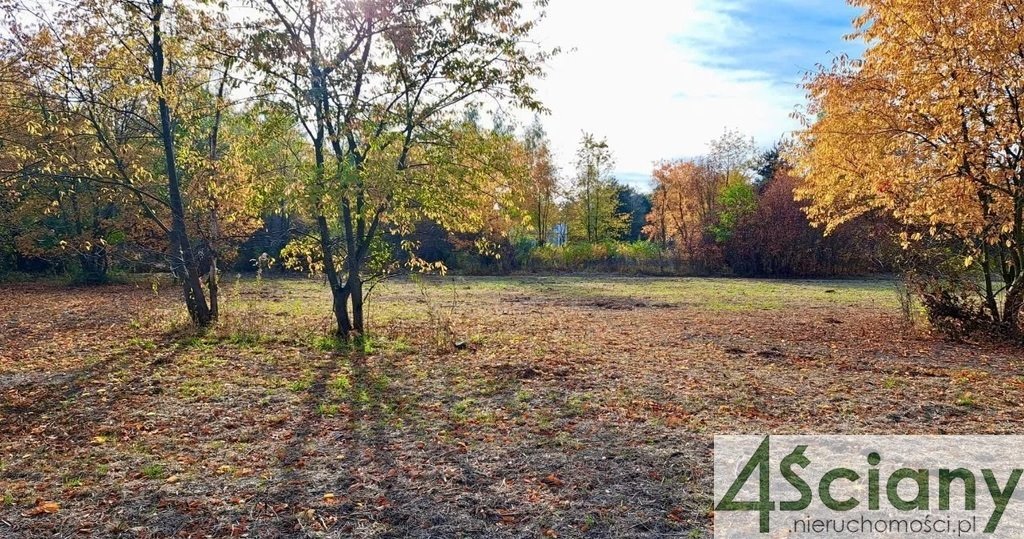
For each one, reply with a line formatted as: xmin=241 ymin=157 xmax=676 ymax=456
xmin=514 ymin=0 xmax=865 ymax=192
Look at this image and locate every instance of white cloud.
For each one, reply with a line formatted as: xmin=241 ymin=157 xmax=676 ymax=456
xmin=513 ymin=0 xmax=812 ymax=191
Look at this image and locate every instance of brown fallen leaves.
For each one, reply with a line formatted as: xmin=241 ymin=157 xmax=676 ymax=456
xmin=4 ymin=277 xmax=1024 ymax=537
xmin=22 ymin=500 xmax=59 ymax=517
xmin=540 ymin=473 xmax=564 ymax=488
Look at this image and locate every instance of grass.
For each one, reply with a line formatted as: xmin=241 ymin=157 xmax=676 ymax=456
xmin=0 ymin=274 xmax=1020 ymax=538
xmin=956 ymin=392 xmax=978 ymax=407
xmin=178 ymin=379 xmax=225 ymax=400
xmin=317 ymin=403 xmax=342 ymax=417
xmin=141 ymin=463 xmax=166 ymax=480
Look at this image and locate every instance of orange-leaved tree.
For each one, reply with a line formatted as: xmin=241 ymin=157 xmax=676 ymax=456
xmin=795 ymin=0 xmax=1024 ymax=334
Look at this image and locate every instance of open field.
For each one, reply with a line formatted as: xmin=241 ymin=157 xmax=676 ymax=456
xmin=2 ymin=275 xmax=1024 ymax=537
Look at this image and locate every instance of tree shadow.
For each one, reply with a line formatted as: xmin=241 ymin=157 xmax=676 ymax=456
xmin=246 ymin=346 xmax=408 ymax=537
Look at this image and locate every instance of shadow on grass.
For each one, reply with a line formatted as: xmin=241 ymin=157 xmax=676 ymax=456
xmin=247 ymin=340 xmax=408 ymax=536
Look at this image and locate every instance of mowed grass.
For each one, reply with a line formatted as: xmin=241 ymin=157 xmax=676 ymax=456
xmin=0 ymin=275 xmax=1020 ymax=538
xmin=494 ymin=275 xmax=899 ymax=311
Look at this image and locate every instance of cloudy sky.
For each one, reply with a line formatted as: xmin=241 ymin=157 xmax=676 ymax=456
xmin=516 ymin=0 xmax=864 ymax=191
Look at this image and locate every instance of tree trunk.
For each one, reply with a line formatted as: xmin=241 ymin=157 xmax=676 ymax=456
xmin=206 ymin=64 xmax=228 ymax=322
xmin=78 ymin=245 xmax=108 ymax=284
xmin=1003 ymin=281 xmax=1024 ymax=336
xmin=151 ymin=0 xmax=211 ymax=327
xmin=333 ymin=283 xmax=352 ymax=337
xmin=208 ymin=256 xmax=219 ymax=319
xmin=317 ymin=215 xmax=352 ymax=337
xmin=348 ymin=263 xmax=364 ymax=334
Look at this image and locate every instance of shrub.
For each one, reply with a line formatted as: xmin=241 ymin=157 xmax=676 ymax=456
xmin=518 ymin=241 xmax=669 ymax=274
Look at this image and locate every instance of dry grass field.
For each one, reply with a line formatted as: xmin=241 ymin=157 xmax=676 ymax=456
xmin=2 ymin=275 xmax=1023 ymax=537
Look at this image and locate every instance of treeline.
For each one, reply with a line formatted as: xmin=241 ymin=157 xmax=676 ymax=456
xmin=644 ymin=133 xmax=889 ymax=277
xmin=9 ymin=0 xmax=1009 ymax=340
xmin=400 ymin=129 xmax=889 ymax=278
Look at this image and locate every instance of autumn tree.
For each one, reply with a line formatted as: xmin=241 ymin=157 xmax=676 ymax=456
xmin=725 ymin=167 xmax=885 ymax=276
xmin=0 ymin=26 xmax=159 ymax=283
xmin=522 ymin=117 xmax=559 ymax=246
xmin=249 ymin=0 xmax=550 ymax=337
xmin=644 ymin=130 xmax=757 ymax=271
xmin=1 ymin=0 xmax=259 ymax=324
xmin=644 ymin=158 xmax=720 ymax=268
xmin=646 ymin=160 xmax=703 ymax=251
xmin=566 ymin=133 xmax=626 ymax=242
xmin=795 ymin=0 xmax=1024 ymax=334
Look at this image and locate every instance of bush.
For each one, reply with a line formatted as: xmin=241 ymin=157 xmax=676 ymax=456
xmin=723 ymin=173 xmax=887 ymax=277
xmin=894 ymin=240 xmax=1011 ymax=340
xmin=518 ymin=241 xmax=669 ymax=274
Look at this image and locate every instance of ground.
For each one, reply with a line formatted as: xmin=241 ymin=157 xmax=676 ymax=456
xmin=2 ymin=275 xmax=1023 ymax=538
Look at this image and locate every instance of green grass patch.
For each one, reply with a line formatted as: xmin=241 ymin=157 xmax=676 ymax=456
xmin=178 ymin=379 xmax=225 ymax=400
xmin=141 ymin=463 xmax=166 ymax=480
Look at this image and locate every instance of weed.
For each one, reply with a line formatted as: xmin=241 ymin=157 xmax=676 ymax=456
xmin=178 ymin=335 xmax=214 ymax=350
xmin=288 ymin=371 xmax=315 ymax=392
xmin=127 ymin=337 xmax=156 ymax=351
xmin=451 ymin=398 xmax=475 ymax=422
xmin=317 ymin=403 xmax=341 ymax=417
xmin=328 ymin=374 xmax=352 ymax=397
xmin=955 ymin=392 xmax=977 ymax=407
xmin=356 ymin=334 xmax=376 ymax=354
xmin=227 ymin=330 xmax=263 ymax=347
xmin=413 ymin=274 xmax=460 ymax=351
xmin=312 ymin=334 xmax=346 ymax=352
xmin=371 ymin=373 xmax=391 ymax=392
xmin=564 ymin=393 xmax=590 ymax=416
xmin=386 ymin=337 xmax=413 ymax=354
xmin=142 ymin=463 xmax=165 ymax=480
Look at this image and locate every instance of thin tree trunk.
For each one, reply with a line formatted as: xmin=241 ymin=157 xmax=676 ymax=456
xmin=348 ymin=263 xmax=364 ymax=334
xmin=151 ymin=0 xmax=211 ymax=326
xmin=982 ymin=245 xmax=1000 ymax=322
xmin=1003 ymin=283 xmax=1024 ymax=335
xmin=207 ymin=64 xmax=229 ymax=321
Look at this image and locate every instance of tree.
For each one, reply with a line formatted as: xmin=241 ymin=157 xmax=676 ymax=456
xmin=643 ymin=131 xmax=757 ymax=271
xmin=724 ymin=168 xmax=884 ymax=276
xmin=249 ymin=0 xmax=550 ymax=338
xmin=643 ymin=158 xmax=719 ymax=266
xmin=0 ymin=53 xmax=136 ymax=281
xmin=711 ymin=181 xmax=756 ymax=243
xmin=2 ymin=0 xmax=248 ymax=325
xmin=523 ymin=117 xmax=559 ymax=246
xmin=753 ymin=141 xmax=786 ymax=192
xmin=616 ymin=185 xmax=651 ymax=242
xmin=707 ymin=128 xmax=756 ymax=185
xmin=795 ymin=0 xmax=1024 ymax=334
xmin=567 ymin=132 xmax=626 ymax=242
